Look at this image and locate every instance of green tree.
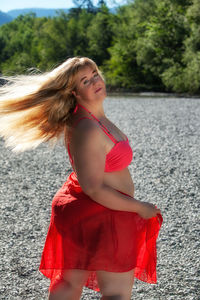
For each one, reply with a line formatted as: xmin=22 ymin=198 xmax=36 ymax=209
xmin=35 ymin=11 xmax=74 ymax=70
xmin=73 ymin=0 xmax=96 ymax=13
xmin=1 ymin=0 xmax=199 ymax=94
xmin=104 ymin=0 xmax=159 ymax=89
xmin=161 ymin=0 xmax=200 ymax=93
xmin=135 ymin=0 xmax=190 ymax=91
xmin=0 ymin=14 xmax=48 ymax=74
xmin=87 ymin=4 xmax=114 ymax=66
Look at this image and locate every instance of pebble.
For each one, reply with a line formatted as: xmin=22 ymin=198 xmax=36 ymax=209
xmin=0 ymin=95 xmax=199 ymax=300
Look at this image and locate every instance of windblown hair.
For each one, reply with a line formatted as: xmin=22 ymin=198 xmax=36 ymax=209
xmin=0 ymin=57 xmax=101 ymax=152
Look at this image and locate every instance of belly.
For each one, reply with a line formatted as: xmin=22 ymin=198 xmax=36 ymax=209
xmin=103 ymin=167 xmax=135 ymax=197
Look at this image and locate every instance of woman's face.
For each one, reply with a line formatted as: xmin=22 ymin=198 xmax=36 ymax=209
xmin=72 ymin=66 xmax=106 ymax=104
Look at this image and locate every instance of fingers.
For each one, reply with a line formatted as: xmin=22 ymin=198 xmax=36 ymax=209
xmin=156 ymin=208 xmax=161 ymax=215
xmin=152 ymin=204 xmax=161 ymax=216
xmin=153 ymin=204 xmax=161 ymax=214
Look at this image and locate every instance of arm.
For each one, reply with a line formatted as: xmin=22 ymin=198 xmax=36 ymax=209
xmin=88 ymin=184 xmax=161 ymax=218
xmin=87 ymin=182 xmax=141 ymax=213
xmin=72 ymin=119 xmax=160 ymax=218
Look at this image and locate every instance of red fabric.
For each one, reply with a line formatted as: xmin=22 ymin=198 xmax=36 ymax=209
xmin=39 ymin=171 xmax=163 ymax=292
xmin=104 ymin=137 xmax=133 ymax=172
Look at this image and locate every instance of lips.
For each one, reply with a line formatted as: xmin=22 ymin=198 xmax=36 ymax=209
xmin=95 ymin=87 xmax=102 ymax=93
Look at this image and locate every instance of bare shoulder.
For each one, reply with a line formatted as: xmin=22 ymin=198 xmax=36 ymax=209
xmin=75 ymin=117 xmax=99 ymax=132
xmin=74 ymin=118 xmax=104 ymax=146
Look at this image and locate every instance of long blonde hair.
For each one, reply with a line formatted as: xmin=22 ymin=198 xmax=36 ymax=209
xmin=0 ymin=57 xmax=100 ymax=152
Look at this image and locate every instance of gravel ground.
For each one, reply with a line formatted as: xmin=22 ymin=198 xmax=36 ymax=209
xmin=0 ymin=95 xmax=199 ymax=300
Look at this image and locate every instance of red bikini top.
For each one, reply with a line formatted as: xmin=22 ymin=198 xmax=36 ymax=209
xmin=67 ymin=103 xmax=133 ymax=173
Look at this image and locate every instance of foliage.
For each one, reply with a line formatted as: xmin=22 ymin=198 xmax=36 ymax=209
xmin=87 ymin=5 xmax=115 ymax=65
xmin=0 ymin=0 xmax=200 ymax=94
xmin=161 ymin=0 xmax=200 ymax=93
xmin=0 ymin=14 xmax=44 ymax=74
xmin=73 ymin=0 xmax=96 ymax=13
xmin=103 ymin=0 xmax=160 ymax=89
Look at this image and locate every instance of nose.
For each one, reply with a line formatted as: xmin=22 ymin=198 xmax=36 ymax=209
xmin=92 ymin=78 xmax=97 ymax=85
xmin=91 ymin=75 xmax=100 ymax=85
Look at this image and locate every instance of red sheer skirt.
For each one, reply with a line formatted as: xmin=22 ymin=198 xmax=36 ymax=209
xmin=39 ymin=172 xmax=163 ymax=292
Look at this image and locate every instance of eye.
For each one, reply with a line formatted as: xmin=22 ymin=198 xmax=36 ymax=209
xmin=83 ymin=79 xmax=89 ymax=85
xmin=94 ymin=73 xmax=99 ymax=78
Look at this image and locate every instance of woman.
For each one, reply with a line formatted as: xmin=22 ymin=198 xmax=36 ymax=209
xmin=0 ymin=57 xmax=162 ymax=300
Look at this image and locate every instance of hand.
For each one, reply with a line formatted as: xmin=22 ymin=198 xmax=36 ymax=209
xmin=137 ymin=201 xmax=161 ymax=219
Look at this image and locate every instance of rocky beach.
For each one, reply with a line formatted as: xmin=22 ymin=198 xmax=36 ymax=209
xmin=0 ymin=95 xmax=199 ymax=300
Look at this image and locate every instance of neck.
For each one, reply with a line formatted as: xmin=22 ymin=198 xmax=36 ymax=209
xmin=77 ymin=101 xmax=106 ymax=119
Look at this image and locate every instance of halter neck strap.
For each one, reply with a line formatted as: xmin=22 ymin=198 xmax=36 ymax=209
xmin=73 ymin=103 xmax=118 ymax=143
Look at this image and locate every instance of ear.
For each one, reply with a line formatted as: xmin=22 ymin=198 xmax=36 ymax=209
xmin=72 ymin=90 xmax=79 ymax=98
xmin=72 ymin=90 xmax=81 ymax=101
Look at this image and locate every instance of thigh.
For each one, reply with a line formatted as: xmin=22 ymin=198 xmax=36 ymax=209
xmin=96 ymin=269 xmax=134 ymax=298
